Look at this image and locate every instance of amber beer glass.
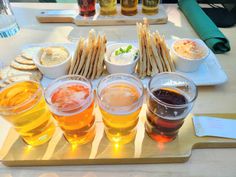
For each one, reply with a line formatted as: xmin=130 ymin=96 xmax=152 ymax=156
xmin=78 ymin=0 xmax=96 ymax=16
xmin=99 ymin=0 xmax=117 ymax=15
xmin=121 ymin=0 xmax=138 ymax=16
xmin=142 ymin=0 xmax=159 ymax=15
xmin=146 ymin=73 xmax=197 ymax=143
xmin=45 ymin=75 xmax=95 ymax=144
xmin=97 ymin=74 xmax=144 ymax=144
xmin=0 ymin=75 xmax=55 ymax=146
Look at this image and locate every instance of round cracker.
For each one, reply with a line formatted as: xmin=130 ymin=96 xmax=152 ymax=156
xmin=11 ymin=61 xmax=37 ymax=71
xmin=15 ymin=56 xmax=35 ymax=65
xmin=0 ymin=66 xmax=42 ymax=82
xmin=21 ymin=47 xmax=40 ymax=60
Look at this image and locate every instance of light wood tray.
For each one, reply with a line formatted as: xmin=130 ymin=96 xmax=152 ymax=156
xmin=36 ymin=4 xmax=168 ymax=26
xmin=0 ymin=104 xmax=236 ymax=167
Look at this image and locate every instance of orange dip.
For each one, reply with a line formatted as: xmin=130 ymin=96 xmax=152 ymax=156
xmin=174 ymin=40 xmax=207 ymax=59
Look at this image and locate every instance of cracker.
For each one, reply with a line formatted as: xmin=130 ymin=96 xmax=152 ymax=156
xmin=82 ymin=30 xmax=96 ymax=77
xmin=75 ymin=40 xmax=88 ymax=75
xmin=11 ymin=61 xmax=37 ymax=71
xmin=73 ymin=38 xmax=85 ymax=74
xmin=91 ymin=36 xmax=102 ymax=79
xmin=141 ymin=26 xmax=147 ymax=77
xmin=154 ymin=34 xmax=167 ymax=71
xmin=150 ymin=33 xmax=164 ymax=72
xmin=0 ymin=82 xmax=8 ymax=88
xmin=137 ymin=23 xmax=145 ymax=77
xmin=147 ymin=33 xmax=159 ymax=75
xmin=88 ymin=35 xmax=100 ymax=78
xmin=21 ymin=47 xmax=40 ymax=60
xmin=96 ymin=35 xmax=106 ymax=78
xmin=0 ymin=66 xmax=42 ymax=82
xmin=69 ymin=38 xmax=82 ymax=74
xmin=144 ymin=30 xmax=152 ymax=76
xmin=15 ymin=56 xmax=35 ymax=65
xmin=161 ymin=38 xmax=175 ymax=72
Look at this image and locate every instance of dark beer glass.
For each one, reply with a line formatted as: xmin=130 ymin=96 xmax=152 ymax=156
xmin=146 ymin=73 xmax=197 ymax=143
xmin=78 ymin=0 xmax=96 ymax=16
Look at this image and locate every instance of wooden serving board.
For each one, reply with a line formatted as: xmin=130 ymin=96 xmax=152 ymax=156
xmin=0 ymin=104 xmax=236 ymax=166
xmin=36 ymin=4 xmax=168 ymax=26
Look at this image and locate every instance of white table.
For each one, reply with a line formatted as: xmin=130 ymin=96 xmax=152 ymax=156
xmin=0 ymin=3 xmax=236 ymax=177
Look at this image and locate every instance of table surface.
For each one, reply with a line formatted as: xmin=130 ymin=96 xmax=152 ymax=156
xmin=0 ymin=3 xmax=236 ymax=177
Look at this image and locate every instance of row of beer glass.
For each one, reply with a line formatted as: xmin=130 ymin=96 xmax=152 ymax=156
xmin=0 ymin=73 xmax=197 ymax=146
xmin=78 ymin=0 xmax=160 ymax=16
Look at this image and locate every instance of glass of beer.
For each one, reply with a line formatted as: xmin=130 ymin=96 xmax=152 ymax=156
xmin=45 ymin=75 xmax=95 ymax=145
xmin=142 ymin=0 xmax=160 ymax=15
xmin=121 ymin=0 xmax=138 ymax=16
xmin=97 ymin=73 xmax=144 ymax=144
xmin=146 ymin=73 xmax=197 ymax=143
xmin=0 ymin=75 xmax=56 ymax=146
xmin=99 ymin=0 xmax=117 ymax=16
xmin=77 ymin=0 xmax=96 ymax=16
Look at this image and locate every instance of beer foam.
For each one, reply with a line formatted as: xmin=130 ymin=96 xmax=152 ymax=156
xmin=98 ymin=81 xmax=143 ymax=115
xmin=45 ymin=80 xmax=93 ymax=116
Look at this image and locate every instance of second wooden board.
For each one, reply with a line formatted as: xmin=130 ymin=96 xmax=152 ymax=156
xmin=36 ymin=4 xmax=168 ymax=25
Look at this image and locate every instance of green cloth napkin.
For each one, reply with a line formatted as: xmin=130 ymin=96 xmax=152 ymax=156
xmin=178 ymin=0 xmax=230 ymax=54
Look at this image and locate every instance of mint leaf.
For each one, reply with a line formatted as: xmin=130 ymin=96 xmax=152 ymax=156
xmin=126 ymin=45 xmax=132 ymax=52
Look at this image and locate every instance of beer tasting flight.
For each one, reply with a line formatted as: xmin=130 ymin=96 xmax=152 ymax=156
xmin=1 ymin=19 xmax=208 ymax=147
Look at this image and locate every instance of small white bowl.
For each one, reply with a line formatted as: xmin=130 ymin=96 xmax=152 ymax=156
xmin=33 ymin=46 xmax=72 ymax=79
xmin=171 ymin=39 xmax=209 ymax=72
xmin=105 ymin=43 xmax=139 ymax=74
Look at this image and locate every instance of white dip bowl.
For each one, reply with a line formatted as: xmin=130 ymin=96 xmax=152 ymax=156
xmin=105 ymin=43 xmax=139 ymax=74
xmin=171 ymin=39 xmax=209 ymax=72
xmin=33 ymin=46 xmax=72 ymax=79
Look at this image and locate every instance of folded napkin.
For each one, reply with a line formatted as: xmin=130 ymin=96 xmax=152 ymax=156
xmin=178 ymin=0 xmax=230 ymax=54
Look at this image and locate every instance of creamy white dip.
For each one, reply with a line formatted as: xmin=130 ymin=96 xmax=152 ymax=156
xmin=109 ymin=45 xmax=138 ymax=65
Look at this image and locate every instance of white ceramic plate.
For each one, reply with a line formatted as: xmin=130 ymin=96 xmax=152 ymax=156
xmin=21 ymin=40 xmax=227 ymax=88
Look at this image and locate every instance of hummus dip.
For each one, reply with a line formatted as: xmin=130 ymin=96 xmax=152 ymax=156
xmin=173 ymin=40 xmax=207 ymax=60
xmin=40 ymin=47 xmax=69 ymax=66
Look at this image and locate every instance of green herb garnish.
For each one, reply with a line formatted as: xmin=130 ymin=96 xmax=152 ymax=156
xmin=115 ymin=45 xmax=133 ymax=56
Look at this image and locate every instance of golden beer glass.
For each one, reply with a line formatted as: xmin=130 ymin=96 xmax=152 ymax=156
xmin=121 ymin=0 xmax=138 ymax=16
xmin=97 ymin=74 xmax=144 ymax=144
xmin=45 ymin=75 xmax=95 ymax=145
xmin=0 ymin=75 xmax=56 ymax=146
xmin=142 ymin=0 xmax=160 ymax=15
xmin=99 ymin=0 xmax=117 ymax=15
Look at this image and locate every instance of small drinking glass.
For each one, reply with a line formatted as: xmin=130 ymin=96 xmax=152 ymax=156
xmin=0 ymin=0 xmax=20 ymax=38
xmin=0 ymin=74 xmax=56 ymax=146
xmin=97 ymin=73 xmax=144 ymax=144
xmin=45 ymin=75 xmax=95 ymax=145
xmin=121 ymin=0 xmax=138 ymax=16
xmin=99 ymin=0 xmax=117 ymax=16
xmin=146 ymin=72 xmax=197 ymax=143
xmin=142 ymin=0 xmax=160 ymax=15
xmin=77 ymin=0 xmax=96 ymax=16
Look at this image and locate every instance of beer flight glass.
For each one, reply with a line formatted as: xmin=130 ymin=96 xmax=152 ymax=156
xmin=44 ymin=75 xmax=95 ymax=145
xmin=77 ymin=0 xmax=96 ymax=16
xmin=97 ymin=74 xmax=144 ymax=144
xmin=78 ymin=0 xmax=160 ymax=17
xmin=0 ymin=75 xmax=55 ymax=146
xmin=146 ymin=73 xmax=197 ymax=143
xmin=99 ymin=0 xmax=117 ymax=15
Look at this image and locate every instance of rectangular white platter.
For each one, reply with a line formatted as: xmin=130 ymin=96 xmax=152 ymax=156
xmin=20 ymin=39 xmax=228 ymax=88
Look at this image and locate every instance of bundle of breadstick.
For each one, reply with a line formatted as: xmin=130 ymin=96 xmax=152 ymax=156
xmin=69 ymin=29 xmax=107 ymax=79
xmin=136 ymin=19 xmax=175 ymax=78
